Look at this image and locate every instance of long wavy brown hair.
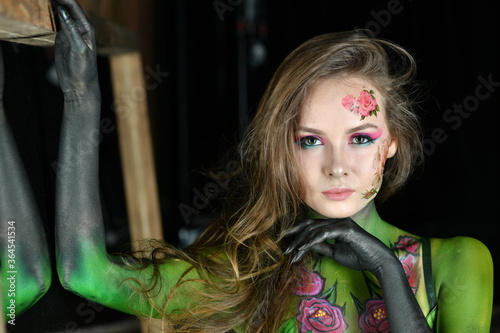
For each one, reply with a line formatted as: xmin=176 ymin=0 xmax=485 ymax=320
xmin=132 ymin=29 xmax=424 ymax=332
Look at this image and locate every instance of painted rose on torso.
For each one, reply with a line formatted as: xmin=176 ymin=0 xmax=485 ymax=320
xmin=297 ymin=298 xmax=348 ymax=333
xmin=394 ymin=235 xmax=421 ymax=293
xmin=295 ymin=269 xmax=325 ymax=296
xmin=289 ymin=236 xmax=423 ymax=332
xmin=294 ymin=269 xmax=348 ymax=332
xmin=358 ymin=299 xmax=390 ymax=333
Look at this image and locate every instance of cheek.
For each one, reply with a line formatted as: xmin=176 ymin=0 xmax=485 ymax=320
xmin=296 ymin=152 xmax=310 ymax=191
xmin=349 ymin=147 xmax=377 ymax=173
xmin=376 ymin=140 xmax=392 ymax=168
xmin=369 ymin=140 xmax=392 ymax=187
xmin=297 ymin=150 xmax=324 ymax=196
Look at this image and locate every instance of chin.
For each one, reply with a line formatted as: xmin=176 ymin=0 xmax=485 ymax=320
xmin=309 ymin=207 xmax=356 ymax=219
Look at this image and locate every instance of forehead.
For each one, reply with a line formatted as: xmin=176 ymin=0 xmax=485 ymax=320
xmin=300 ymin=77 xmax=388 ymax=129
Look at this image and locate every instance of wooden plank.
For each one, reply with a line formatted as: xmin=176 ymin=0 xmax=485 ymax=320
xmin=0 ymin=0 xmax=139 ymax=53
xmin=109 ymin=51 xmax=163 ymax=246
xmin=0 ymin=0 xmax=54 ymax=27
xmin=0 ymin=0 xmax=56 ymax=47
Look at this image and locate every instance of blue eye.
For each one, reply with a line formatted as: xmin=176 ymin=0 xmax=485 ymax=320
xmin=351 ymin=135 xmax=375 ymax=146
xmin=297 ymin=135 xmax=324 ymax=149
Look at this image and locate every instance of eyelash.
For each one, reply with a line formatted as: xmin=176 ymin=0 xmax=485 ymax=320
xmin=296 ymin=135 xmax=324 ymax=149
xmin=296 ymin=134 xmax=378 ymax=149
xmin=350 ymin=135 xmax=376 ymax=146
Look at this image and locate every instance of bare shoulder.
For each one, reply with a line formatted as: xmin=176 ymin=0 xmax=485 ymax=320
xmin=426 ymin=236 xmax=493 ymax=331
xmin=429 ymin=236 xmax=493 ymax=285
xmin=430 ymin=236 xmax=491 ymax=260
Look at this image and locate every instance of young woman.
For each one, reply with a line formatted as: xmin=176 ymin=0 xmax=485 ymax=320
xmin=53 ymin=0 xmax=493 ymax=332
xmin=0 ymin=44 xmax=52 ymax=322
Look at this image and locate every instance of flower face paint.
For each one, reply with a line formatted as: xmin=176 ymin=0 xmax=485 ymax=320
xmin=297 ymin=77 xmax=397 ymax=218
xmin=342 ymin=89 xmax=380 ymax=120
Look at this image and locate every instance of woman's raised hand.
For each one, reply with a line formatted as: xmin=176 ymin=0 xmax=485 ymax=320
xmin=54 ymin=0 xmax=98 ymax=95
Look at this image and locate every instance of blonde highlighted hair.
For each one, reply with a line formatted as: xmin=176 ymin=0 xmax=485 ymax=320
xmin=135 ymin=29 xmax=423 ymax=332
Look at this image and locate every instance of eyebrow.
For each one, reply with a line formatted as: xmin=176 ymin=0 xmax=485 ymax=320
xmin=297 ymin=126 xmax=326 ymax=135
xmin=346 ymin=123 xmax=380 ymax=134
xmin=298 ymin=123 xmax=380 ymax=136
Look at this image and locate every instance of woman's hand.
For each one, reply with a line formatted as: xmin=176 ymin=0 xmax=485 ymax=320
xmin=284 ymin=218 xmax=431 ymax=332
xmin=54 ymin=0 xmax=98 ymax=95
xmin=284 ymin=218 xmax=397 ymax=277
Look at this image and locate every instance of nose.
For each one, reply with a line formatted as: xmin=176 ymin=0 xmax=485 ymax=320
xmin=326 ymin=147 xmax=348 ymax=178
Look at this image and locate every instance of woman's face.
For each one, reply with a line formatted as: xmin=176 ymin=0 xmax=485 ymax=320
xmin=296 ymin=77 xmax=397 ymax=218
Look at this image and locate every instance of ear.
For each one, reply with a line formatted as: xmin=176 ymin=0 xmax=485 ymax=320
xmin=387 ymin=137 xmax=398 ymax=159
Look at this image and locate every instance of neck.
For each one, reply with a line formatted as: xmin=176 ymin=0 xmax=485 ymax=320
xmin=307 ymin=201 xmax=394 ymax=239
xmin=351 ymin=201 xmax=381 ymax=229
xmin=351 ymin=201 xmax=397 ymax=245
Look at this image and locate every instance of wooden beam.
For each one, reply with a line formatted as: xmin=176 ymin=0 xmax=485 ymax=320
xmin=109 ymin=51 xmax=163 ymax=245
xmin=0 ymin=0 xmax=56 ymax=47
xmin=0 ymin=0 xmax=139 ymax=53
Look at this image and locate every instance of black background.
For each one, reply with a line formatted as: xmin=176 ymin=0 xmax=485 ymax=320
xmin=2 ymin=0 xmax=499 ymax=331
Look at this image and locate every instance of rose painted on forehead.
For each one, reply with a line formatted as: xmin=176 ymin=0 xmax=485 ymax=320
xmin=341 ymin=90 xmax=380 ymax=120
xmin=341 ymin=94 xmax=357 ymax=112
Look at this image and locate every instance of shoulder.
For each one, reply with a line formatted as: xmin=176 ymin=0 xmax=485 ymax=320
xmin=426 ymin=237 xmax=494 ymax=331
xmin=429 ymin=236 xmax=493 ymax=289
xmin=430 ymin=236 xmax=491 ymax=263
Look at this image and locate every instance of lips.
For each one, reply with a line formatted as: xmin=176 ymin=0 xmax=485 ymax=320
xmin=322 ymin=188 xmax=355 ymax=201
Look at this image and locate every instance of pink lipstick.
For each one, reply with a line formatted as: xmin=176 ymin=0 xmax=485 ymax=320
xmin=322 ymin=188 xmax=355 ymax=201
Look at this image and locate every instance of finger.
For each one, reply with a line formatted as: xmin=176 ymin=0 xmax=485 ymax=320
xmin=56 ymin=1 xmax=95 ymax=51
xmin=284 ymin=220 xmax=333 ymax=254
xmin=312 ymin=242 xmax=335 ymax=258
xmin=296 ymin=224 xmax=336 ymax=252
xmin=283 ymin=219 xmax=316 ymax=237
xmin=291 ymin=242 xmax=332 ymax=263
xmin=285 ymin=218 xmax=355 ymax=255
xmin=56 ymin=0 xmax=93 ymax=34
xmin=291 ymin=249 xmax=307 ymax=263
xmin=57 ymin=6 xmax=89 ymax=51
xmin=303 ymin=217 xmax=364 ymax=249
